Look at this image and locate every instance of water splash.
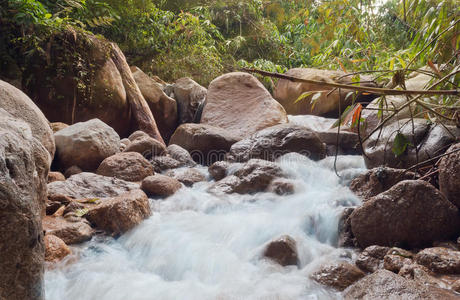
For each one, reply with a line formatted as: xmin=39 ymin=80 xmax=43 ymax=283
xmin=46 ymin=154 xmax=365 ymax=300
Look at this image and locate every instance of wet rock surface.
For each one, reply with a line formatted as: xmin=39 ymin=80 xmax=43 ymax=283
xmin=311 ymin=261 xmax=365 ymax=291
xmin=97 ymin=152 xmax=154 ymax=182
xmin=350 ymin=180 xmax=460 ymax=248
xmin=439 ymin=143 xmax=460 ymax=209
xmin=263 ymin=235 xmax=298 ymax=266
xmin=141 ymin=174 xmax=182 ymax=197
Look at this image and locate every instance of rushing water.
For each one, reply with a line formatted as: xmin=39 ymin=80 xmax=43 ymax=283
xmin=46 ymin=154 xmax=366 ymax=300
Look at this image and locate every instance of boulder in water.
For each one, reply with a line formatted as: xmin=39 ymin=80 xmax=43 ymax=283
xmin=263 ymin=235 xmax=299 ymax=267
xmin=166 ymin=168 xmax=206 ymax=187
xmin=44 ymin=235 xmax=71 ymax=263
xmin=97 ymin=152 xmax=154 ymax=182
xmin=43 ymin=216 xmax=93 ymax=245
xmin=350 ymin=180 xmax=460 ymax=248
xmin=169 ymin=123 xmax=240 ymax=165
xmin=227 ymin=124 xmax=326 ymax=162
xmin=141 ymin=174 xmax=182 ymax=197
xmin=311 ymin=261 xmax=365 ymax=291
xmin=86 ymin=190 xmax=151 ymax=235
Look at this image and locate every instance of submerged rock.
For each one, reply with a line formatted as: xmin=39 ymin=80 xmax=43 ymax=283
xmin=263 ymin=235 xmax=298 ymax=266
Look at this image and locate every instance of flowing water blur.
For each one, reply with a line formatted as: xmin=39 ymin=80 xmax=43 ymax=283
xmin=45 ymin=154 xmax=366 ymax=300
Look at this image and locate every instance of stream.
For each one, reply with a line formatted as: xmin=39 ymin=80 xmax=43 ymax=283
xmin=45 ymin=153 xmax=366 ymax=300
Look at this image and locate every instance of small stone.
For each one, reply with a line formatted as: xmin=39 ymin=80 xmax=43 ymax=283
xmin=166 ymin=168 xmax=206 ymax=187
xmin=48 ymin=171 xmax=66 ymax=183
xmin=208 ymin=161 xmax=230 ymax=181
xmin=311 ymin=261 xmax=365 ymax=291
xmin=141 ymin=175 xmax=182 ymax=197
xmin=43 ymin=216 xmax=93 ymax=245
xmin=263 ymin=235 xmax=298 ymax=266
xmin=64 ymin=165 xmax=82 ymax=178
xmin=355 ymin=245 xmax=390 ymax=273
xmin=44 ymin=235 xmax=71 ymax=263
xmin=97 ymin=152 xmax=154 ymax=182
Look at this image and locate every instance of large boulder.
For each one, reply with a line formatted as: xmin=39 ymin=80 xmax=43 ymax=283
xmin=131 ymin=66 xmax=178 ymax=141
xmin=0 ymin=80 xmax=55 ymax=158
xmin=273 ymin=68 xmax=378 ymax=116
xmin=0 ymin=109 xmax=50 ymax=300
xmin=24 ymin=31 xmax=132 ymax=137
xmin=227 ymin=124 xmax=326 ymax=162
xmin=54 ymin=119 xmax=121 ymax=171
xmin=169 ymin=123 xmax=240 ymax=165
xmin=47 ymin=172 xmax=139 ymax=200
xmin=350 ymin=180 xmax=460 ymax=248
xmin=97 ymin=152 xmax=154 ymax=182
xmin=86 ymin=190 xmax=151 ymax=235
xmin=172 ymin=77 xmax=207 ymax=124
xmin=439 ymin=143 xmax=460 ymax=208
xmin=201 ymin=72 xmax=288 ymax=137
xmin=343 ymin=269 xmax=458 ymax=299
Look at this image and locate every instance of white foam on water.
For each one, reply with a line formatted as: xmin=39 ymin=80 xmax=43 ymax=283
xmin=45 ymin=154 xmax=366 ymax=300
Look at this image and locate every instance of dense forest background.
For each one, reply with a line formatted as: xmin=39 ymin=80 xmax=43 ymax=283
xmin=0 ymin=0 xmax=458 ymax=88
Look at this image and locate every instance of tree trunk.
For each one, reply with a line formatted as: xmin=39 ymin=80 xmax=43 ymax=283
xmin=110 ymin=43 xmax=165 ymax=146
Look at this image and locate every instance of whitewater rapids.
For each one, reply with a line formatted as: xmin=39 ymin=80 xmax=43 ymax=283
xmin=46 ymin=154 xmax=366 ymax=300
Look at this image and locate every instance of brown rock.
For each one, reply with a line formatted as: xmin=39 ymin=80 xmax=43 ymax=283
xmin=48 ymin=171 xmax=66 ymax=183
xmin=350 ymin=167 xmax=417 ymax=200
xmin=439 ymin=143 xmax=460 ymax=209
xmin=384 ymin=252 xmax=413 ymax=273
xmin=150 ymin=155 xmax=183 ymax=172
xmin=452 ymin=279 xmax=460 ymax=293
xmin=233 ymin=159 xmax=285 ymax=194
xmin=141 ymin=175 xmax=182 ymax=197
xmin=24 ymin=31 xmax=132 ymax=137
xmin=44 ymin=235 xmax=71 ymax=263
xmin=169 ymin=123 xmax=240 ymax=165
xmin=337 ymin=207 xmax=357 ymax=248
xmin=124 ymin=134 xmax=167 ymax=158
xmin=86 ymin=190 xmax=151 ymax=235
xmin=166 ymin=168 xmax=206 ymax=187
xmin=350 ymin=180 xmax=460 ymax=248
xmin=356 ymin=245 xmax=390 ymax=273
xmin=43 ymin=216 xmax=93 ymax=245
xmin=54 ymin=119 xmax=121 ymax=171
xmin=274 ymin=68 xmax=378 ymax=117
xmin=263 ymin=235 xmax=298 ymax=266
xmin=207 ymin=175 xmax=243 ymax=195
xmin=167 ymin=144 xmax=196 ymax=167
xmin=343 ymin=269 xmax=458 ymax=300
xmin=120 ymin=138 xmax=131 ymax=151
xmin=64 ymin=165 xmax=82 ymax=178
xmin=201 ymin=72 xmax=288 ymax=138
xmin=97 ymin=152 xmax=154 ymax=182
xmin=131 ymin=66 xmax=178 ymax=141
xmin=48 ymin=172 xmax=139 ymax=199
xmin=208 ymin=161 xmax=230 ymax=181
xmin=173 ymin=77 xmax=207 ymax=124
xmin=227 ymin=124 xmax=326 ymax=163
xmin=0 ymin=109 xmax=50 ymax=300
xmin=311 ymin=261 xmax=365 ymax=291
xmin=0 ymin=79 xmax=56 ymax=157
xmin=415 ymin=247 xmax=460 ymax=274
xmin=50 ymin=122 xmax=69 ymax=133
